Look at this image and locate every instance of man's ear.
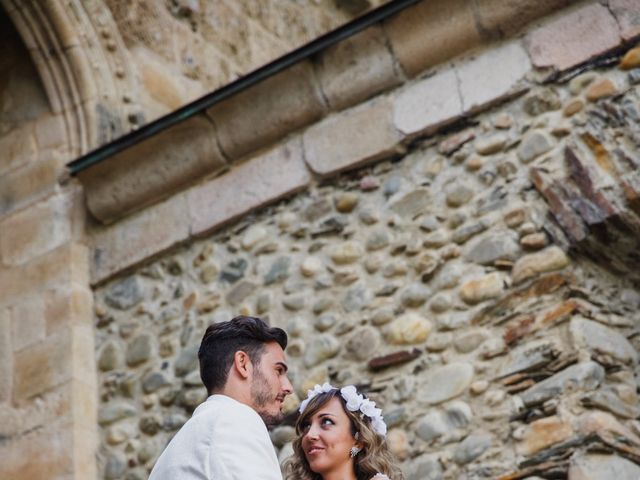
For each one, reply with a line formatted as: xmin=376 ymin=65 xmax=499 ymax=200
xmin=232 ymin=350 xmax=252 ymax=380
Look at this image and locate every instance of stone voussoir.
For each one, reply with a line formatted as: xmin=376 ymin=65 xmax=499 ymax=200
xmin=524 ymin=3 xmax=622 ymax=72
xmin=207 ymin=61 xmax=327 ymax=161
xmin=90 ymin=194 xmax=191 ymax=285
xmin=393 ymin=68 xmax=463 ymax=138
xmin=314 ymin=25 xmax=401 ymax=111
xmin=457 ymin=40 xmax=531 ymax=113
xmin=187 ymin=138 xmax=311 ymax=237
xmin=383 ymin=0 xmax=482 ymax=78
xmin=78 ymin=115 xmax=225 ymax=224
xmin=610 ymin=0 xmax=640 ymax=41
xmin=303 ymin=96 xmax=404 ymax=177
xmin=472 ymin=0 xmax=571 ymax=38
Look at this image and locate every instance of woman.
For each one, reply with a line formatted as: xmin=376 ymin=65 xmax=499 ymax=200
xmin=284 ymin=383 xmax=403 ymax=480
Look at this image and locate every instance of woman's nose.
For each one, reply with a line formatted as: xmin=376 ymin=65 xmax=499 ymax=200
xmin=306 ymin=424 xmax=320 ymax=439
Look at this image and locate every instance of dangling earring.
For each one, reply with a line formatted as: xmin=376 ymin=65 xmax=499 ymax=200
xmin=350 ymin=446 xmax=361 ymax=458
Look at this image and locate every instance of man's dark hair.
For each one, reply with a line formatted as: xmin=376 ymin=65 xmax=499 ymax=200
xmin=198 ymin=315 xmax=287 ymax=393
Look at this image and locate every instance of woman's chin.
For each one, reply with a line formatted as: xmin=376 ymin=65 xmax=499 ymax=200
xmin=306 ymin=458 xmax=326 ymax=474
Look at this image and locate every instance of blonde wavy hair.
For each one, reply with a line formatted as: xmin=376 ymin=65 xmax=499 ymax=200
xmin=283 ymin=389 xmax=403 ymax=480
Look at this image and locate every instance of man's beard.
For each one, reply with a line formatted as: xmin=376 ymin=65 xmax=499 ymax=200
xmin=251 ymin=366 xmax=284 ymax=427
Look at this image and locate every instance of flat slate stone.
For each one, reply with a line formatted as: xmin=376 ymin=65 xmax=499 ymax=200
xmin=568 ymin=454 xmax=640 ymax=479
xmin=520 ymin=361 xmax=605 ymax=406
xmin=465 ymin=231 xmax=520 ymax=265
xmin=105 ymin=276 xmax=144 ymax=310
xmin=453 ymin=432 xmax=492 ymax=464
xmin=420 ymin=362 xmax=474 ymax=405
xmin=570 ymin=317 xmax=638 ymax=365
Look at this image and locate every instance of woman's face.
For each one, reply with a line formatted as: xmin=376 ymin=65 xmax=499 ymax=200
xmin=300 ymin=397 xmax=359 ymax=477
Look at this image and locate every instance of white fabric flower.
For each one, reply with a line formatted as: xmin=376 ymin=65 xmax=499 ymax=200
xmin=299 ymin=384 xmax=387 ymax=437
xmin=371 ymin=474 xmax=390 ymax=480
xmin=371 ymin=416 xmax=387 ymax=436
xmin=359 ymin=399 xmax=381 ymax=418
xmin=340 ymin=385 xmax=364 ymax=412
xmin=298 ymin=398 xmax=310 ymax=414
xmin=298 ymin=383 xmax=335 ymax=413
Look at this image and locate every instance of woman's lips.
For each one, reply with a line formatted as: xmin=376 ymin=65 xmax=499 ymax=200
xmin=307 ymin=446 xmax=324 ymax=455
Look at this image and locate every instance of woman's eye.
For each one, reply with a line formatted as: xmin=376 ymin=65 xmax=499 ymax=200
xmin=301 ymin=423 xmax=310 ymax=432
xmin=321 ymin=418 xmax=334 ymax=426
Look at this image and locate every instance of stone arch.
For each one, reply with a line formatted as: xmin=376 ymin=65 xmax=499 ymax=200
xmin=0 ymin=0 xmax=141 ymax=156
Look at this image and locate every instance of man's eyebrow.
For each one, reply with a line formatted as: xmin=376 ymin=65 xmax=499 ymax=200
xmin=275 ymin=361 xmax=289 ymax=372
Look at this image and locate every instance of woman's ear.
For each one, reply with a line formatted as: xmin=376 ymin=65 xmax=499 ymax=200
xmin=354 ymin=431 xmax=363 ymax=450
xmin=233 ymin=350 xmax=252 ymax=379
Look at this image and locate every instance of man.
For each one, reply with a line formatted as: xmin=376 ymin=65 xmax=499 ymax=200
xmin=149 ymin=315 xmax=293 ymax=479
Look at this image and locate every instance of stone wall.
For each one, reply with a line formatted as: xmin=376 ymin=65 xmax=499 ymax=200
xmin=98 ymin=0 xmax=388 ymax=123
xmin=0 ymin=2 xmax=389 ymax=478
xmin=93 ymin=45 xmax=640 ymax=479
xmin=0 ymin=9 xmax=98 ymax=480
xmin=2 ymin=1 xmax=640 ymax=480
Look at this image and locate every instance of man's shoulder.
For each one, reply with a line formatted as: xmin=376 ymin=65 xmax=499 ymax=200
xmin=196 ymin=395 xmax=263 ymax=423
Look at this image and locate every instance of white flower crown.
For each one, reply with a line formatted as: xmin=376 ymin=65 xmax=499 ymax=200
xmin=298 ymin=383 xmax=388 ymax=437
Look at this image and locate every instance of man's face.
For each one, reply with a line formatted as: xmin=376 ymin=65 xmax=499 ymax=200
xmin=250 ymin=341 xmax=293 ymax=426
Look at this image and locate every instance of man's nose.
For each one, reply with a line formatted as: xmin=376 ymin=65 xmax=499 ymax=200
xmin=282 ymin=375 xmax=293 ymax=395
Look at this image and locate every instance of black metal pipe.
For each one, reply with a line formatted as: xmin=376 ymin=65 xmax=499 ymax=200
xmin=67 ymin=0 xmax=421 ymax=175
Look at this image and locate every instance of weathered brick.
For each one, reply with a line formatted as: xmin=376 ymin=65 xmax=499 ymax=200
xmin=0 ymin=123 xmax=37 ymax=176
xmin=34 ymin=113 xmax=67 ymax=150
xmin=610 ymin=0 xmax=640 ymax=41
xmin=393 ymin=69 xmax=463 ymax=137
xmin=207 ymin=61 xmax=327 ymax=160
xmin=188 ymin=138 xmax=310 ymax=236
xmin=90 ymin=193 xmax=190 ymax=284
xmin=0 ymin=308 xmax=12 ymax=403
xmin=45 ymin=285 xmax=94 ymax=334
xmin=13 ymin=331 xmax=73 ymax=401
xmin=473 ymin=0 xmax=570 ymax=38
xmin=384 ymin=0 xmax=482 ymax=77
xmin=0 ymin=243 xmax=90 ymax=307
xmin=0 ymin=193 xmax=74 ymax=266
xmin=10 ymin=296 xmax=46 ymax=352
xmin=78 ymin=115 xmax=225 ymax=224
xmin=457 ymin=40 xmax=531 ymax=113
xmin=70 ymin=325 xmax=97 ymax=388
xmin=72 ymin=423 xmax=98 ymax=480
xmin=0 ymin=422 xmax=75 ymax=479
xmin=303 ymin=97 xmax=403 ymax=177
xmin=12 ymin=325 xmax=95 ymax=404
xmin=69 ymin=379 xmax=99 ymax=431
xmin=315 ymin=25 xmax=401 ymax=111
xmin=0 ymin=153 xmax=64 ymax=219
xmin=525 ymin=4 xmax=622 ymax=71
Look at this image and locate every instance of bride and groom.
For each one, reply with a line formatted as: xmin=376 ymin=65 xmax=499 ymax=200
xmin=149 ymin=315 xmax=403 ymax=480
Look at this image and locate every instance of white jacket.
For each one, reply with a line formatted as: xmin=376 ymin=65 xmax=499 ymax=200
xmin=149 ymin=394 xmax=282 ymax=480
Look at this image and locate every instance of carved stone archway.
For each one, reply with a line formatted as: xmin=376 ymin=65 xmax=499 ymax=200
xmin=1 ymin=0 xmax=141 ymax=155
